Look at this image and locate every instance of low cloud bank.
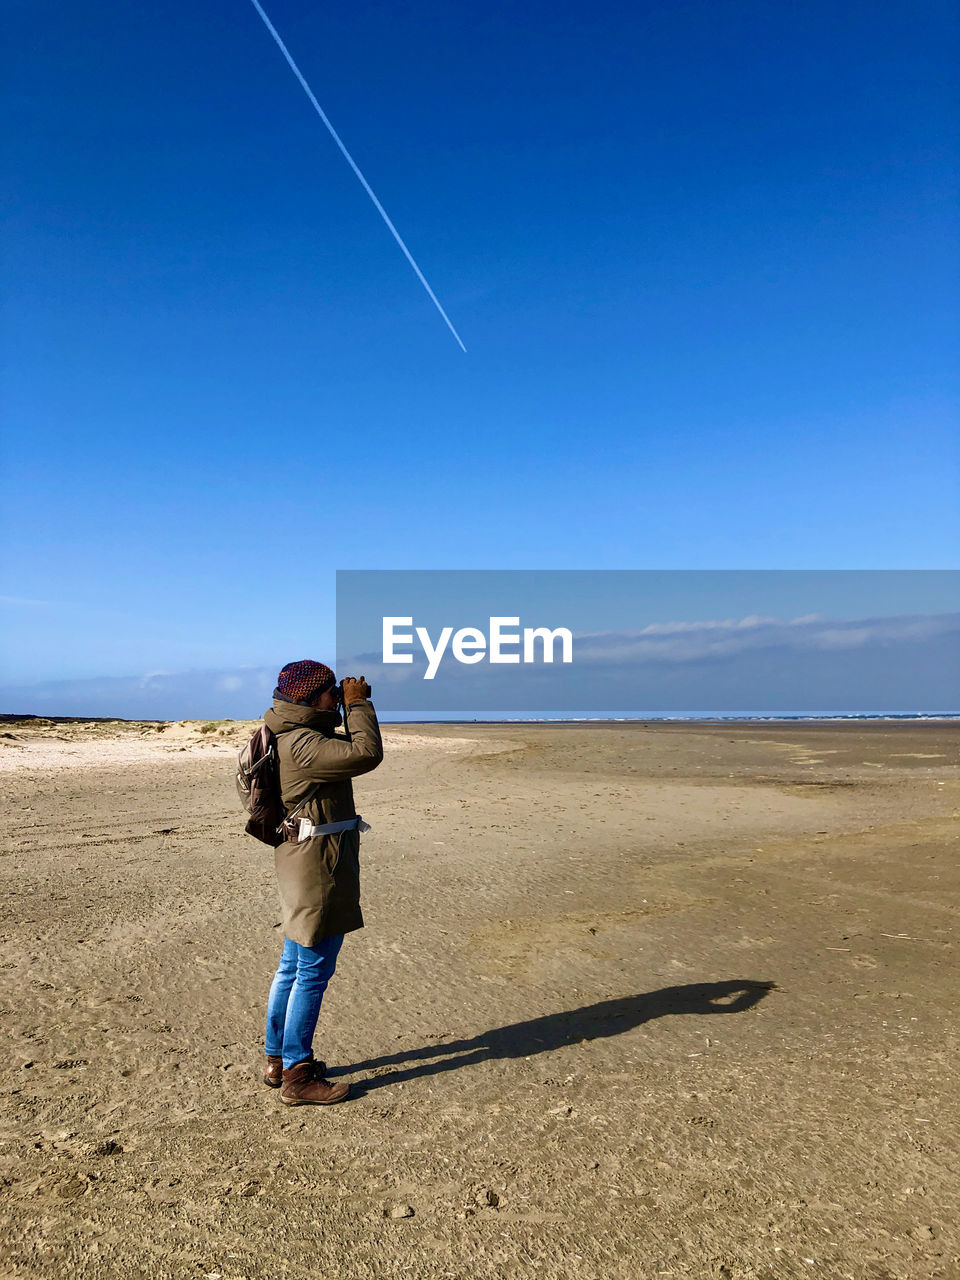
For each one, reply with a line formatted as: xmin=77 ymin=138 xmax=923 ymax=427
xmin=342 ymin=610 xmax=960 ymax=713
xmin=570 ymin=610 xmax=959 ymax=664
xmin=2 ymin=611 xmax=957 ymax=719
xmin=0 ymin=667 xmax=277 ymax=721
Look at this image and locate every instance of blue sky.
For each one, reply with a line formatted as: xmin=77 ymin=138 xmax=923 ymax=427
xmin=2 ymin=0 xmax=958 ymax=702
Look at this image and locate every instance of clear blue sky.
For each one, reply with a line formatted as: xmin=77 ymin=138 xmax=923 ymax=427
xmin=2 ymin=0 xmax=958 ymax=688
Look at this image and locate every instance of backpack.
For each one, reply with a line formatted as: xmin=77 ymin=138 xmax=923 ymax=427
xmin=236 ymin=726 xmax=323 ymax=847
xmin=236 ymin=726 xmax=286 ymax=846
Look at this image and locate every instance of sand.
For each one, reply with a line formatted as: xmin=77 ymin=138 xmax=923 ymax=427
xmin=0 ymin=717 xmax=957 ymax=1279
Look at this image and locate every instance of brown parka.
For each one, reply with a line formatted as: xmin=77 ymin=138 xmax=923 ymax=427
xmin=263 ymin=696 xmax=383 ymax=947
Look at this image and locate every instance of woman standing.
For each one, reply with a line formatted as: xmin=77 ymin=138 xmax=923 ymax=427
xmin=261 ymin=660 xmax=383 ymax=1105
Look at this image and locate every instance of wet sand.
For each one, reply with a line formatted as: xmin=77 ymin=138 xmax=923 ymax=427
xmin=0 ymin=718 xmax=957 ymax=1279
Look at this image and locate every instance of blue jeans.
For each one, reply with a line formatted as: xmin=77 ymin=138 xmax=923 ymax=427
xmin=265 ymin=934 xmax=344 ymax=1069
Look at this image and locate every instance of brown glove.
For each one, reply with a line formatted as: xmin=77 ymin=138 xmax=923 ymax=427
xmin=340 ymin=676 xmax=371 ymax=706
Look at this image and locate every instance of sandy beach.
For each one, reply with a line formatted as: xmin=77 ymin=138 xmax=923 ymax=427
xmin=0 ymin=716 xmax=957 ymax=1279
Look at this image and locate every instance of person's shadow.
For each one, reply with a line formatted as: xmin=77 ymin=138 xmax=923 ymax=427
xmin=334 ymin=979 xmax=774 ymax=1094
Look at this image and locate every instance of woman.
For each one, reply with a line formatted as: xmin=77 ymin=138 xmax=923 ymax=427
xmin=261 ymin=659 xmax=383 ymax=1105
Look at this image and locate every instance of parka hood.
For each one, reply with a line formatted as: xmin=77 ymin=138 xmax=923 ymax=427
xmin=264 ymin=699 xmax=342 ymax=736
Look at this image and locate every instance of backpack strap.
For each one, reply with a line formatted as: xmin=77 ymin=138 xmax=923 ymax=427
xmin=272 ymin=726 xmax=326 ymax=834
xmin=283 ymin=780 xmax=324 ymax=826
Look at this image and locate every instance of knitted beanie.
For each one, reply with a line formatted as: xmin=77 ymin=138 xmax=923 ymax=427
xmin=276 ymin=659 xmax=337 ymax=705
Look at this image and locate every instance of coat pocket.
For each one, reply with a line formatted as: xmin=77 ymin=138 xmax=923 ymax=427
xmin=333 ymin=827 xmax=360 ymax=888
xmin=326 ymin=831 xmax=342 ymax=875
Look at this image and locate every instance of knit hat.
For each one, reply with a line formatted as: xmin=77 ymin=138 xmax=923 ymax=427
xmin=276 ymin=659 xmax=337 ymax=705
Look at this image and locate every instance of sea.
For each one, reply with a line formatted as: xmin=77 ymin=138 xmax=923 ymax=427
xmin=382 ymin=711 xmax=960 ymax=724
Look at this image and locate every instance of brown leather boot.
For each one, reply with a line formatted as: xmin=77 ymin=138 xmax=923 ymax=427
xmin=280 ymin=1058 xmax=349 ymax=1106
xmin=265 ymin=1055 xmax=328 ymax=1088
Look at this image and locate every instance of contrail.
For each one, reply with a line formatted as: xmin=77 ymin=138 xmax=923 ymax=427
xmin=246 ymin=0 xmax=466 ymax=352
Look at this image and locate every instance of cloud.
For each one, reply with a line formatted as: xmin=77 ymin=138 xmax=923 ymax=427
xmin=336 ymin=609 xmax=960 ymax=713
xmin=341 ymin=610 xmax=960 ymax=683
xmin=0 ymin=667 xmax=279 ymax=720
xmin=0 ymin=595 xmax=61 ymax=608
xmin=569 ymin=611 xmax=960 ymax=666
xmin=3 ymin=611 xmax=957 ymax=720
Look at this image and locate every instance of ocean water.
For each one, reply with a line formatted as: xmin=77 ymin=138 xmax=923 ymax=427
xmin=381 ymin=710 xmax=960 ymax=724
